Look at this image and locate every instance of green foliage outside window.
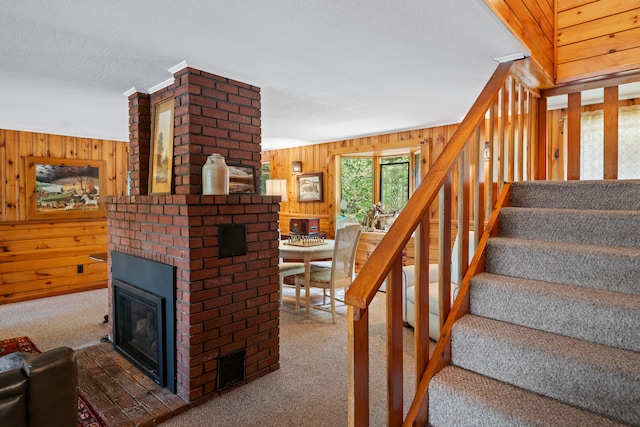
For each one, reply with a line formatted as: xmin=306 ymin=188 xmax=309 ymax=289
xmin=260 ymin=163 xmax=270 ymax=195
xmin=340 ymin=158 xmax=373 ymax=222
xmin=380 ymin=157 xmax=409 ymax=212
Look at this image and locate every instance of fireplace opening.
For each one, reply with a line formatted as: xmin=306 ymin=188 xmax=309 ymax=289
xmin=111 ymin=252 xmax=176 ymax=393
xmin=114 ymin=280 xmax=165 ymax=386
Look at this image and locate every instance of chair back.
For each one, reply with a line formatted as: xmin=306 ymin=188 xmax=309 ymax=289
xmin=331 ymin=225 xmax=362 ymax=284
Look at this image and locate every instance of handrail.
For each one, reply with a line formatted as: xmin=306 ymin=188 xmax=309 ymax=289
xmin=344 ymin=61 xmax=513 ymax=312
xmin=345 ymin=59 xmax=539 ymax=427
xmin=345 ymin=57 xmax=640 ymax=426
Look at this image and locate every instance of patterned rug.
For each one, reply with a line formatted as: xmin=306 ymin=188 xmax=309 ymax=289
xmin=0 ymin=336 xmax=106 ymax=427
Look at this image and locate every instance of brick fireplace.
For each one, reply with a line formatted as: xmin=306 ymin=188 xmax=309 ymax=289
xmin=104 ymin=66 xmax=281 ymax=402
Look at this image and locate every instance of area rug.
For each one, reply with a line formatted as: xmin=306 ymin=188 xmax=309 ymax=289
xmin=0 ymin=336 xmax=106 ymax=427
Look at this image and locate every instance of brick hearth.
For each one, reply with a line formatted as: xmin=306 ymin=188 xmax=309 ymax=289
xmin=77 ymin=343 xmax=188 ymax=426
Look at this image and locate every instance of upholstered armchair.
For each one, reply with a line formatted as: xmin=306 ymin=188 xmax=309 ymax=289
xmin=403 ymin=231 xmax=475 ymax=340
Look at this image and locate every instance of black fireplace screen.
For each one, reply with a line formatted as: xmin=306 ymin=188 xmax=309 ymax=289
xmin=111 ymin=252 xmax=176 ymax=393
xmin=113 ymin=279 xmax=165 ymax=387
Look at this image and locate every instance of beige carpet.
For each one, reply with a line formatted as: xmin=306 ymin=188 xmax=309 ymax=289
xmin=0 ymin=286 xmax=431 ymax=426
xmin=0 ymin=289 xmax=109 ymax=351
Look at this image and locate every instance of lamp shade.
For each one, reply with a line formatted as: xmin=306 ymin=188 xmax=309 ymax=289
xmin=265 ymin=179 xmax=288 ymax=202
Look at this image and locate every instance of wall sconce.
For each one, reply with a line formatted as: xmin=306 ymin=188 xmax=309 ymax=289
xmin=291 ymin=161 xmax=302 ymax=174
xmin=265 ymin=179 xmax=288 ymax=202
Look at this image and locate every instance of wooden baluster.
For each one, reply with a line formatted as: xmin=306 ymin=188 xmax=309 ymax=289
xmin=526 ymin=90 xmax=534 ymax=180
xmin=414 ymin=215 xmax=431 ymax=383
xmin=508 ymin=77 xmax=516 ymax=182
xmin=348 ymin=306 xmax=369 ymax=427
xmin=487 ymin=96 xmax=497 ymax=211
xmin=518 ymin=82 xmax=525 ymax=181
xmin=498 ymin=81 xmax=507 ymax=190
xmin=386 ymin=256 xmax=404 ymax=427
xmin=536 ymin=96 xmax=547 ymax=180
xmin=604 ymin=86 xmax=619 ymax=179
xmin=567 ymin=92 xmax=581 ymax=180
xmin=438 ymin=174 xmax=452 ymax=330
xmin=457 ymin=147 xmax=470 ymax=297
xmin=473 ymin=126 xmax=483 ymax=247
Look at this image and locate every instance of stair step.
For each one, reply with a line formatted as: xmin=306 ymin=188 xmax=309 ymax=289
xmin=470 ymin=272 xmax=640 ymax=352
xmin=485 ymin=237 xmax=640 ymax=295
xmin=429 ymin=366 xmax=628 ymax=427
xmin=510 ymin=179 xmax=640 ymax=211
xmin=498 ymin=207 xmax=640 ymax=249
xmin=450 ymin=315 xmax=640 ymax=426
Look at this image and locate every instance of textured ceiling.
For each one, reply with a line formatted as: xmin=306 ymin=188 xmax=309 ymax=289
xmin=0 ymin=0 xmax=528 ymax=150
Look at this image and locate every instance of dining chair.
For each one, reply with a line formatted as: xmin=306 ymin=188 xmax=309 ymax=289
xmin=279 ymin=261 xmax=306 ymax=307
xmin=294 ymin=224 xmax=362 ymax=323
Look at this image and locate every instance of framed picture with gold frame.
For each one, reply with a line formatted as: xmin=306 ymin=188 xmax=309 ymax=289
xmin=25 ymin=156 xmax=107 ymax=220
xmin=149 ymin=97 xmax=175 ymax=194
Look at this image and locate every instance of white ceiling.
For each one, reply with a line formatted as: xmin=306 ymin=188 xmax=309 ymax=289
xmin=0 ymin=0 xmax=528 ymax=151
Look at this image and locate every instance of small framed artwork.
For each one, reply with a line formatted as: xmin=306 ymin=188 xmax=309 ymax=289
xmin=25 ymin=156 xmax=107 ymax=220
xmin=228 ymin=165 xmax=257 ymax=194
xmin=149 ymin=97 xmax=175 ymax=194
xmin=297 ymin=172 xmax=323 ymax=202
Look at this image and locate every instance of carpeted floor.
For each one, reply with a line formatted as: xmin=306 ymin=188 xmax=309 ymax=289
xmin=0 ymin=287 xmax=432 ymax=426
xmin=0 ymin=336 xmax=105 ymax=427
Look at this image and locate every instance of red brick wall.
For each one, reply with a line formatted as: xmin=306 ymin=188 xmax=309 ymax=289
xmin=109 ymin=67 xmax=280 ymax=402
xmin=128 ymin=68 xmax=262 ymax=196
xmin=128 ymin=93 xmax=151 ymax=196
xmin=106 ymin=194 xmax=281 ymax=401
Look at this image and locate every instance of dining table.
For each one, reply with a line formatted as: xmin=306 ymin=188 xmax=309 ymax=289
xmin=278 ymin=239 xmax=335 ymax=318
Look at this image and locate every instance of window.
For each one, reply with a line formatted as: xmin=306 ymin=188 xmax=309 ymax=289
xmin=380 ymin=157 xmax=409 ymax=212
xmin=580 ymin=105 xmax=640 ymax=180
xmin=340 ymin=155 xmax=412 ymax=225
xmin=340 ymin=158 xmax=373 ymax=221
xmin=260 ymin=163 xmax=270 ymax=195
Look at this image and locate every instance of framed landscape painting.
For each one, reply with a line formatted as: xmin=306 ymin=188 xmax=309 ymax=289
xmin=149 ymin=97 xmax=175 ymax=194
xmin=297 ymin=172 xmax=323 ymax=202
xmin=26 ymin=156 xmax=107 ymax=220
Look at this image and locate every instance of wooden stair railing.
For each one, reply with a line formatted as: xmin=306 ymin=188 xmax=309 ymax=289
xmin=539 ymin=69 xmax=640 ymax=181
xmin=344 ymin=59 xmax=541 ymax=427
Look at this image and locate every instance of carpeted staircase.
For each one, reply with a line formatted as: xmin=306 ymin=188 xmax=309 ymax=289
xmin=428 ymin=180 xmax=640 ymax=427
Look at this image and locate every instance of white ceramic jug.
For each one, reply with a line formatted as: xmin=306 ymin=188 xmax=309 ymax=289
xmin=202 ymin=153 xmax=229 ymax=195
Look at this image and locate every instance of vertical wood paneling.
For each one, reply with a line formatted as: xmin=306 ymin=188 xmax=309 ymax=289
xmin=6 ymin=131 xmax=19 ymax=220
xmin=0 ymin=131 xmax=5 ymax=221
xmin=547 ymin=109 xmax=566 ymax=180
xmin=262 ymin=123 xmax=460 ymax=237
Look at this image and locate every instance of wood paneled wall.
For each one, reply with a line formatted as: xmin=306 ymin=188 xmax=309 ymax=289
xmin=261 ymin=143 xmax=333 ymax=236
xmin=557 ymin=0 xmax=640 ymax=83
xmin=0 ymin=129 xmax=128 ymax=303
xmin=262 ymin=124 xmax=460 ymax=237
xmin=484 ymin=0 xmax=554 ymax=81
